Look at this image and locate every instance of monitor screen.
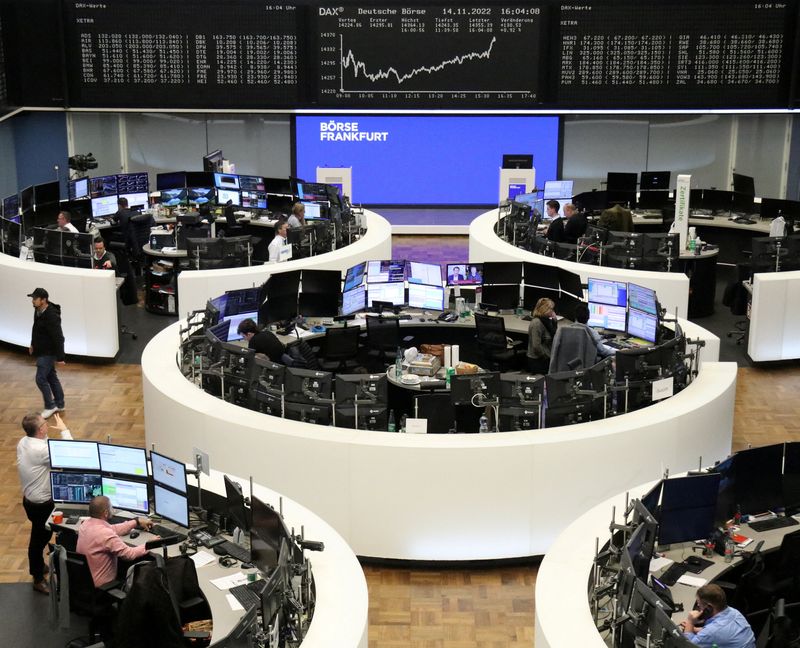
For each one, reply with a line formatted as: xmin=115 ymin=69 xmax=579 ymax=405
xmin=48 ymin=439 xmax=100 ymax=470
xmin=408 ymin=262 xmax=442 ymax=287
xmin=119 ymin=192 xmax=149 ymax=211
xmin=628 ymin=283 xmax=658 ymax=316
xmin=216 ymin=188 xmax=241 ymax=206
xmin=263 ymin=177 xmax=292 ymax=195
xmin=588 ymin=303 xmax=627 ymax=332
xmin=732 ymin=173 xmax=756 ymax=195
xmin=214 ymin=173 xmax=240 ymax=190
xmin=202 ymin=150 xmax=224 ymax=173
xmin=250 ymin=495 xmax=289 ymax=571
xmin=587 ymin=278 xmax=627 ymax=307
xmin=344 ymin=262 xmax=366 ymax=292
xmin=657 ymin=473 xmax=721 ymax=546
xmin=408 ymin=284 xmax=445 ymax=311
xmin=160 ymin=188 xmax=188 ymax=207
xmin=98 ymin=443 xmax=148 ymax=478
xmin=296 ymin=182 xmax=329 ymax=202
xmin=446 ymin=263 xmax=482 ymax=287
xmin=640 ymin=481 xmax=663 ymax=519
xmin=102 ymin=476 xmax=150 ymax=515
xmin=91 ymin=195 xmax=119 ymax=218
xmin=732 ymin=444 xmax=785 ymax=515
xmin=153 ymin=483 xmax=189 ymax=528
xmin=606 ymin=172 xmax=638 ymax=192
xmin=523 ymin=262 xmax=559 ymax=290
xmin=20 ymin=186 xmax=34 ymax=213
xmin=156 ymin=172 xmax=186 ymax=191
xmin=89 ymin=175 xmax=118 ymax=198
xmin=640 ymin=171 xmax=670 ymax=190
xmin=3 ymin=194 xmax=19 ymax=217
xmin=150 ymin=451 xmax=188 ymax=494
xmin=50 ymin=471 xmax=103 ymax=504
xmin=627 ymin=308 xmax=658 ymax=343
xmin=342 ymin=284 xmax=367 ymax=316
xmin=367 ymin=260 xmax=405 ymax=283
xmin=301 ymin=201 xmax=324 ymax=220
xmin=543 ymin=180 xmax=574 ymax=199
xmin=188 ymin=187 xmax=214 ymax=204
xmin=482 ymin=261 xmax=522 ymax=285
xmin=301 ymin=269 xmax=341 ymax=294
xmin=222 ymin=311 xmax=258 ymax=341
xmin=224 ymin=475 xmax=250 ymax=532
xmin=68 ymin=178 xmax=89 ymax=201
xmin=239 ymin=175 xmax=265 ymax=192
xmin=240 ymin=190 xmax=266 ymax=209
xmin=224 ymin=287 xmax=261 ymax=316
xmin=480 ymin=284 xmax=519 ymax=310
xmin=367 ymin=282 xmax=405 ymax=307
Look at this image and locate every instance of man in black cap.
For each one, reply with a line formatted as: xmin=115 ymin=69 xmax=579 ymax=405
xmin=27 ymin=288 xmax=66 ymax=418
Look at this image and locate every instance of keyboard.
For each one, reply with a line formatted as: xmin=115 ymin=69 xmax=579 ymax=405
xmin=213 ymin=540 xmax=251 ymax=563
xmin=151 ymin=524 xmax=188 ymax=541
xmin=691 ymin=213 xmax=715 ymax=220
xmin=229 ymin=581 xmax=264 ymax=610
xmin=658 ymin=562 xmax=689 ymax=586
xmin=748 ymin=516 xmax=799 ymax=533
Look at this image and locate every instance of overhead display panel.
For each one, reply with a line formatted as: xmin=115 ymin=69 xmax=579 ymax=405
xmin=557 ymin=1 xmax=796 ymax=109
xmin=63 ymin=0 xmax=300 ymax=108
xmin=313 ymin=4 xmax=547 ymax=107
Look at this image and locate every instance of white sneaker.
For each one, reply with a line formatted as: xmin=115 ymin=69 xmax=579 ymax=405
xmin=41 ymin=408 xmax=57 ymax=419
xmin=56 ymin=406 xmax=66 ymax=412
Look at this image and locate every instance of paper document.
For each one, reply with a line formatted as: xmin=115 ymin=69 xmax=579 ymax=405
xmin=649 ymin=556 xmax=674 ymax=573
xmin=676 ymin=574 xmax=707 ymax=587
xmin=190 ymin=550 xmax=217 ymax=568
xmin=226 ymin=594 xmax=244 ymax=611
xmin=210 ymin=572 xmax=249 ymax=591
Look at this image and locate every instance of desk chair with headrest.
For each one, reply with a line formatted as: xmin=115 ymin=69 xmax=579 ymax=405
xmin=549 ymin=325 xmax=596 ymax=374
xmin=319 ymin=325 xmax=361 ymax=372
xmin=108 ymin=243 xmax=138 ymax=340
xmin=365 ymin=317 xmax=414 ymax=368
xmin=751 ymin=529 xmax=800 ymax=605
xmin=127 ymin=213 xmax=154 ymax=273
xmin=474 ymin=312 xmax=523 ymax=371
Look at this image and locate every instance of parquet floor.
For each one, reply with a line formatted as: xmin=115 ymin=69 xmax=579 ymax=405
xmin=0 ymin=343 xmax=798 ymax=647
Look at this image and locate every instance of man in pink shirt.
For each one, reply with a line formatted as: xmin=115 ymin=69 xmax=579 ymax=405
xmin=77 ymin=495 xmax=154 ymax=587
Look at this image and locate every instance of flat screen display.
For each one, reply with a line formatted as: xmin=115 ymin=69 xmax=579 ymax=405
xmin=150 ymin=451 xmax=188 ymax=494
xmin=627 ymin=308 xmax=657 ymax=343
xmin=91 ymin=195 xmax=118 ymax=218
xmin=118 ymin=192 xmax=149 ymax=210
xmin=89 ymin=175 xmax=117 ymax=198
xmin=98 ymin=443 xmax=148 ymax=478
xmin=161 ymin=188 xmax=188 ymax=207
xmin=367 ymin=260 xmax=405 ymax=283
xmin=587 ymin=278 xmax=627 ymax=307
xmin=69 ymin=178 xmax=89 ymax=201
xmin=407 ymin=284 xmax=445 ymax=311
xmin=543 ymin=180 xmax=574 ymax=198
xmin=188 ymin=187 xmax=214 ymax=204
xmin=153 ymin=484 xmax=189 ymax=528
xmin=217 ymin=188 xmax=241 ymax=206
xmin=296 ymin=116 xmax=559 ymax=205
xmin=344 ymin=262 xmax=366 ymax=292
xmin=588 ymin=303 xmax=626 ymax=332
xmin=48 ymin=439 xmax=100 ymax=471
xmin=408 ymin=262 xmax=442 ymax=287
xmin=367 ymin=282 xmax=405 ymax=307
xmin=50 ymin=472 xmax=103 ymax=504
xmin=446 ymin=263 xmax=482 ymax=287
xmin=301 ymin=201 xmax=324 ymax=220
xmin=628 ymin=282 xmax=658 ymax=316
xmin=239 ymin=175 xmax=265 ymax=192
xmin=342 ymin=284 xmax=366 ymax=315
xmin=102 ymin=476 xmax=150 ymax=515
xmin=214 ymin=173 xmax=240 ymax=190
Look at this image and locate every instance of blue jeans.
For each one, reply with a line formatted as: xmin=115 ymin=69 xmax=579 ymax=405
xmin=35 ymin=356 xmax=64 ymax=409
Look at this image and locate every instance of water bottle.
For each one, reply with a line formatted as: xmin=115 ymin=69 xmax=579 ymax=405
xmin=387 ymin=411 xmax=396 ymax=433
xmin=478 ymin=414 xmax=489 ymax=434
xmin=395 ymin=347 xmax=403 ymax=378
xmin=400 ymin=414 xmax=407 ymax=433
xmin=724 ymin=531 xmax=735 ymax=563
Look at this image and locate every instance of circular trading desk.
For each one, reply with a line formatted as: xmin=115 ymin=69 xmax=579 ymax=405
xmin=176 ymin=209 xmax=392 ymax=316
xmin=143 ymin=309 xmax=735 ymax=561
xmin=0 ymin=250 xmax=119 ymax=358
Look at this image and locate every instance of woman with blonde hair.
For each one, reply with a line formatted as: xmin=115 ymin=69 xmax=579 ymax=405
xmin=527 ymin=297 xmax=557 ymax=373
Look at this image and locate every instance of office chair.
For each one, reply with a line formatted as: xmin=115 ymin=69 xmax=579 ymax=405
xmin=287 ymin=226 xmax=312 ymax=258
xmin=319 ymin=325 xmax=361 ymax=372
xmin=548 ymin=325 xmax=596 ymax=374
xmin=364 ymin=317 xmax=414 ymax=370
xmin=717 ymin=542 xmax=766 ymax=616
xmin=723 ymin=262 xmax=751 ymax=344
xmin=108 ymin=243 xmax=138 ymax=340
xmin=127 ymin=213 xmax=154 ymax=274
xmin=413 ymin=393 xmax=456 ymax=434
xmin=751 ymin=530 xmax=800 ymax=605
xmin=474 ymin=312 xmax=522 ymax=371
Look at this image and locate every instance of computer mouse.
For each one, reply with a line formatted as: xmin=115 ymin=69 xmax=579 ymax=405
xmin=129 ymin=530 xmax=140 ymax=539
xmin=685 ymin=555 xmax=702 ymax=566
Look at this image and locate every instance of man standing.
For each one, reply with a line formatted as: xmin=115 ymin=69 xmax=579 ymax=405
xmin=16 ymin=412 xmax=73 ymax=594
xmin=680 ymin=584 xmax=755 ymax=647
xmin=77 ymin=495 xmax=153 ymax=587
xmin=28 ymin=287 xmax=66 ymax=418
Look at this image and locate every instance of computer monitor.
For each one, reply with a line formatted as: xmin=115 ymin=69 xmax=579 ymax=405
xmin=263 ymin=177 xmax=292 ymax=195
xmin=408 ymin=261 xmax=442 ymax=287
xmin=480 ymin=284 xmax=519 ymax=310
xmin=522 ymin=285 xmax=560 ymax=311
xmin=238 ymin=175 xmax=265 ymax=192
xmin=156 ymin=172 xmax=186 ymax=191
xmin=344 ymin=262 xmax=367 ymax=291
xmin=640 ymin=171 xmax=670 ymax=191
xmin=523 ymin=262 xmax=559 ymax=290
xmin=150 ymin=450 xmax=188 ymax=494
xmin=3 ymin=194 xmax=19 ymax=218
xmin=160 ymin=188 xmax=188 ymax=207
xmin=450 ymin=372 xmax=501 ymax=406
xmin=240 ymin=190 xmax=266 ymax=209
xmin=301 ymin=201 xmax=325 ymax=220
xmin=335 ymin=404 xmax=389 ymax=431
xmin=188 ymin=187 xmax=215 ymax=205
xmin=283 ymin=401 xmax=331 ymax=425
xmin=342 ymin=284 xmax=367 ymax=316
xmin=119 ymin=192 xmax=149 ymax=211
xmin=408 ymin=284 xmax=445 ymax=310
xmin=588 ymin=303 xmax=627 ymax=332
xmin=446 ymin=263 xmax=482 ymax=287
xmin=501 ymin=154 xmax=533 ymax=169
xmin=298 ymin=292 xmax=339 ymax=317
xmin=557 ymin=268 xmax=583 ymax=299
xmin=544 ymin=361 xmax=608 ymax=426
xmin=202 ymin=149 xmax=224 ymax=173
xmin=213 ymin=173 xmax=239 ymax=190
xmin=50 ymin=471 xmax=103 ymax=504
xmin=224 ymin=475 xmax=251 ymax=533
xmin=637 ymin=190 xmax=671 ymax=210
xmin=625 ymin=521 xmax=657 ymax=581
xmin=367 ymin=260 xmax=405 ymax=283
xmin=222 ymin=287 xmax=261 ymax=317
xmin=301 ymin=269 xmax=341 ymax=295
xmin=296 ymin=181 xmax=329 ymax=202
xmin=68 ymin=178 xmax=90 ymax=201
xmin=482 ymin=261 xmax=522 ymax=285
xmin=102 ymin=476 xmax=150 ymax=515
xmin=732 ymin=173 xmax=755 ymax=195
xmin=48 ymin=439 xmax=101 ymax=471
xmin=640 ymin=480 xmax=663 ymax=520
xmin=153 ymin=483 xmax=190 ymax=528
xmin=91 ymin=195 xmax=119 ymax=219
xmin=730 ymin=444 xmax=785 ymax=516
xmin=587 ymin=278 xmax=627 ymax=307
xmin=606 ymin=172 xmax=638 ymax=192
xmin=500 ymin=373 xmax=544 ymax=405
xmin=367 ymin=282 xmax=405 ymax=307
xmin=88 ymin=175 xmax=117 ymax=199
xmin=657 ymin=473 xmax=721 ymax=546
xmin=250 ymin=493 xmax=293 ymax=562
xmin=98 ymin=443 xmax=148 ymax=478
xmin=628 ymin=283 xmax=658 ymax=316
xmin=627 ymin=308 xmax=658 ymax=343
xmin=335 ymin=373 xmax=388 ymax=404
xmin=543 ymin=180 xmax=574 ymax=199
xmin=222 ymin=311 xmax=259 ymax=342
xmin=283 ymin=367 xmax=333 ymax=404
xmin=760 ymin=198 xmax=800 ymax=222
xmin=216 ymin=188 xmax=241 ymax=206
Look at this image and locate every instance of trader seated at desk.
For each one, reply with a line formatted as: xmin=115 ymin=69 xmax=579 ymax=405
xmin=562 ymin=203 xmax=588 ymax=244
xmin=76 ymin=495 xmax=154 ymax=588
xmin=545 ymin=200 xmax=564 ymax=242
xmin=237 ymin=318 xmax=286 ymax=364
xmin=268 ymin=219 xmax=290 ymax=263
xmin=91 ymin=238 xmax=117 ymax=272
xmin=680 ymin=584 xmax=755 ymax=648
xmin=549 ymin=303 xmax=616 ymax=372
xmin=288 ymin=202 xmax=306 ymax=228
xmin=56 ymin=210 xmax=79 ymax=233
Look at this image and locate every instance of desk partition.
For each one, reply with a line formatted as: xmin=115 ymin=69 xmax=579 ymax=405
xmin=0 ymin=251 xmax=118 ymax=358
xmin=748 ymin=269 xmax=800 ymax=361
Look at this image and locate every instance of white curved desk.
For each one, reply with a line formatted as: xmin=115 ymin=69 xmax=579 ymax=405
xmin=143 ymin=316 xmax=732 ymax=561
xmin=0 ymin=252 xmax=118 ymax=358
xmin=748 ymin=269 xmax=800 ymax=361
xmin=197 ymin=469 xmax=368 ymax=648
xmin=176 ymin=210 xmax=392 ymax=316
xmin=469 ymin=210 xmax=691 ymax=319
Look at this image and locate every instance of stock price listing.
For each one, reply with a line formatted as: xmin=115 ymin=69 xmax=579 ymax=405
xmin=315 ymin=5 xmax=545 ymax=107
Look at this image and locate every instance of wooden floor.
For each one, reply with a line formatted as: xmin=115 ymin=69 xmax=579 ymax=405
xmin=0 ymin=343 xmax=798 ymax=647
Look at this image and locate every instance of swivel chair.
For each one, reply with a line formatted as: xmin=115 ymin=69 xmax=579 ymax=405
xmin=365 ymin=317 xmax=414 ymax=371
xmin=128 ymin=213 xmax=155 ymax=275
xmin=751 ymin=529 xmax=800 ymax=605
xmin=413 ymin=392 xmax=456 ymax=434
xmin=318 ymin=325 xmax=361 ymax=372
xmin=109 ymin=243 xmax=139 ymax=340
xmin=474 ymin=312 xmax=523 ymax=371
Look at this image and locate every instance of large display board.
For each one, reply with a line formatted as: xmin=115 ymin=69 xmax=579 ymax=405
xmin=1 ymin=0 xmax=799 ymax=110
